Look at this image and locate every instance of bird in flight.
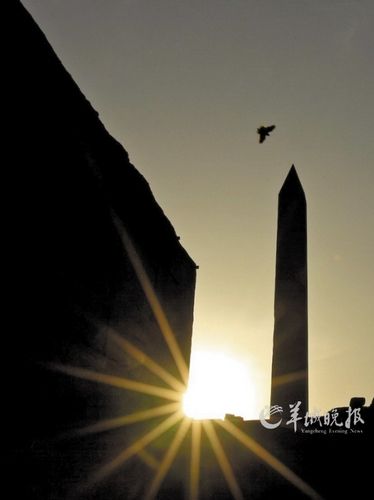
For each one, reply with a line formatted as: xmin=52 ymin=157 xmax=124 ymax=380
xmin=257 ymin=125 xmax=276 ymax=143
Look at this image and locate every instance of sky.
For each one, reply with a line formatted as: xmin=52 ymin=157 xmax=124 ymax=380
xmin=22 ymin=0 xmax=374 ymax=418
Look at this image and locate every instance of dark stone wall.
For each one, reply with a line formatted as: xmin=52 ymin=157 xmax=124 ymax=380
xmin=6 ymin=2 xmax=196 ymax=498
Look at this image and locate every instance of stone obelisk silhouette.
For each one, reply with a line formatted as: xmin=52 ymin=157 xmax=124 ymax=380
xmin=271 ymin=165 xmax=308 ymax=412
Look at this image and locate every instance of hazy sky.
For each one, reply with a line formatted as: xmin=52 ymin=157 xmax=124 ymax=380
xmin=22 ymin=0 xmax=373 ymax=417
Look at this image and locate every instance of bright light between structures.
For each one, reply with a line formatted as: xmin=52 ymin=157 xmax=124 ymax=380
xmin=183 ymin=350 xmax=257 ymax=420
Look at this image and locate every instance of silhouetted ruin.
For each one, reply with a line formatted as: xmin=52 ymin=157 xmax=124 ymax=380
xmin=8 ymin=2 xmax=195 ymax=498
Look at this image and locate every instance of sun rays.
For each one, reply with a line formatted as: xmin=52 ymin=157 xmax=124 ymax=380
xmin=50 ymin=330 xmax=322 ymax=499
xmin=47 ymin=210 xmax=323 ymax=499
xmin=50 ymin=326 xmax=322 ymax=499
xmin=51 ymin=363 xmax=182 ymax=402
xmin=90 ymin=410 xmax=184 ymax=487
xmin=71 ymin=402 xmax=181 ymax=437
xmin=203 ymin=420 xmax=244 ymax=500
xmin=111 ymin=211 xmax=189 ymax=385
xmin=190 ymin=420 xmax=201 ymax=500
xmin=144 ymin=417 xmax=191 ymax=500
xmin=218 ymin=419 xmax=323 ymax=500
xmin=109 ymin=329 xmax=186 ymax=393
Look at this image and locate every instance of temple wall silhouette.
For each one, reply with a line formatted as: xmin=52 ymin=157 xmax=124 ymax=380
xmin=8 ymin=2 xmax=195 ymax=498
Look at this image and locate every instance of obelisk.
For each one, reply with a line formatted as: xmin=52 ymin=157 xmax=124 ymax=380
xmin=271 ymin=165 xmax=308 ymax=412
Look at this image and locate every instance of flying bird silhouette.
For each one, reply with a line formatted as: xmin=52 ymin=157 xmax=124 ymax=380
xmin=257 ymin=125 xmax=276 ymax=143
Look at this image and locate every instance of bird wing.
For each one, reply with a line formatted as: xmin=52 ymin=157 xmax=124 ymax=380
xmin=267 ymin=125 xmax=276 ymax=132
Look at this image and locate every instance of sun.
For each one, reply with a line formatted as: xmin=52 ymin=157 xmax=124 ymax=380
xmin=183 ymin=350 xmax=257 ymax=420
